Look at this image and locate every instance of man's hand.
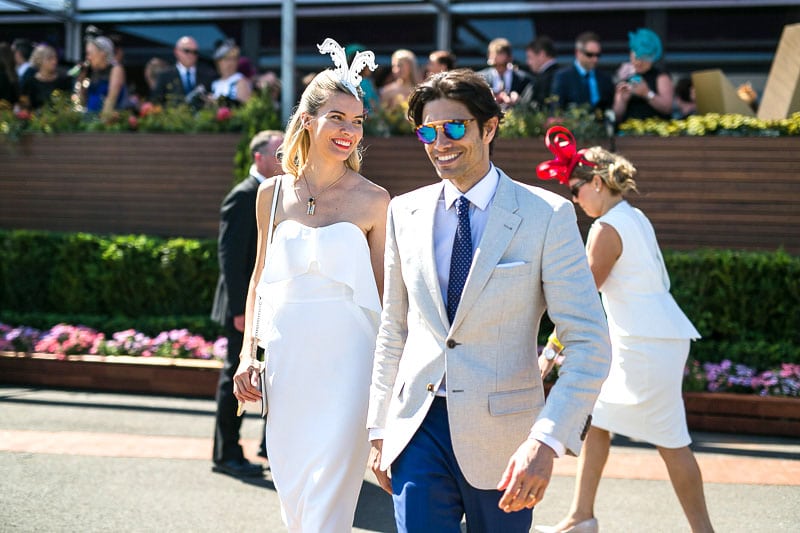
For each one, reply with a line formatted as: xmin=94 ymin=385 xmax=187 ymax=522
xmin=496 ymin=439 xmax=555 ymax=512
xmin=233 ymin=314 xmax=245 ymax=332
xmin=369 ymin=439 xmax=392 ymax=494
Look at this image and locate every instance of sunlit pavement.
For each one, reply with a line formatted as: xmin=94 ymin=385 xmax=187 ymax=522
xmin=1 ymin=386 xmax=798 ymax=532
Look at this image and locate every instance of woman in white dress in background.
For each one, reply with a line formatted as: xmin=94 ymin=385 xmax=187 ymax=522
xmin=210 ymin=39 xmax=252 ymax=106
xmin=536 ymin=130 xmax=714 ymax=533
xmin=233 ymin=44 xmax=389 ymax=532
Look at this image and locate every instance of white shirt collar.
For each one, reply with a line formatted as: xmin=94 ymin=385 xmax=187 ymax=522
xmin=176 ymin=63 xmax=195 ymax=76
xmin=17 ymin=62 xmax=30 ymax=77
xmin=249 ymin=164 xmax=266 ymax=184
xmin=539 ymin=58 xmax=557 ymax=73
xmin=574 ymin=60 xmax=591 ymax=76
xmin=442 ymin=163 xmax=499 ymax=212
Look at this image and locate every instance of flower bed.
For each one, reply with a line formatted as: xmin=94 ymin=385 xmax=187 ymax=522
xmin=3 ymin=324 xmax=798 ymax=434
xmin=685 ymin=359 xmax=800 ymax=397
xmin=0 ymin=322 xmax=225 ymax=398
xmin=0 ymin=323 xmax=225 ymax=361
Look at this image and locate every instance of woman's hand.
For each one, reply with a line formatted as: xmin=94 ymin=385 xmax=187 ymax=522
xmin=538 ymin=354 xmax=557 ymax=380
xmin=233 ymin=357 xmax=262 ymax=403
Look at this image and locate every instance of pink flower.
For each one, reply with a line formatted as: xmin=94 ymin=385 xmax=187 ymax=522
xmin=139 ymin=102 xmax=157 ymax=116
xmin=216 ymin=107 xmax=232 ymax=121
xmin=128 ymin=115 xmax=138 ymax=129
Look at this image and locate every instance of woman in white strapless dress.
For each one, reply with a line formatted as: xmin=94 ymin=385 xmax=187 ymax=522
xmin=233 ymin=66 xmax=390 ymax=532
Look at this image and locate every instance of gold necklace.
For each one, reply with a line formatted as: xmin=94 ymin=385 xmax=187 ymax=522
xmin=301 ymin=167 xmax=348 ymax=215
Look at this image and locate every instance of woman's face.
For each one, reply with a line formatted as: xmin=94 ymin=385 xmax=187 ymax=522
xmin=630 ymin=51 xmax=653 ymax=74
xmin=39 ymin=53 xmax=57 ymax=74
xmin=216 ymin=53 xmax=239 ymax=77
xmin=392 ymin=57 xmax=411 ymax=82
xmin=569 ymin=175 xmax=603 ymax=218
xmin=304 ymin=91 xmax=365 ymax=163
xmin=85 ymin=42 xmax=107 ymax=69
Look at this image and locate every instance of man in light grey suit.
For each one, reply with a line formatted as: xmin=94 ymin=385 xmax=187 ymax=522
xmin=367 ymin=69 xmax=611 ymax=532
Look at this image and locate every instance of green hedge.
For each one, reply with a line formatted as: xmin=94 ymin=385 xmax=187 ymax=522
xmin=1 ymin=230 xmax=797 ymax=366
xmin=0 ymin=230 xmax=219 ymax=337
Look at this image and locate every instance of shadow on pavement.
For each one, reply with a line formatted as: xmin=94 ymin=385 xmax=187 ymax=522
xmin=354 ymin=479 xmax=397 ymax=532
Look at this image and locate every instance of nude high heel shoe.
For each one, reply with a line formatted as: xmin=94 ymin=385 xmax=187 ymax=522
xmin=535 ymin=517 xmax=599 ymax=533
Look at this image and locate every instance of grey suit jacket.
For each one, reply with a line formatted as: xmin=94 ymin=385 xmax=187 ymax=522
xmin=367 ymin=169 xmax=611 ymax=489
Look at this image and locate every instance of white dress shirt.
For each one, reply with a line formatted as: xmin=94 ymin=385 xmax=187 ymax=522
xmin=435 ymin=165 xmax=499 ymax=305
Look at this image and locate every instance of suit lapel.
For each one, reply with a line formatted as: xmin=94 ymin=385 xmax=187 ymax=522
xmin=451 ymin=172 xmax=521 ymax=331
xmin=411 ymin=183 xmax=449 ymax=328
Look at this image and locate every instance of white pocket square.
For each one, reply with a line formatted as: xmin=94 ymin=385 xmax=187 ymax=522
xmin=496 ymin=261 xmax=526 ymax=268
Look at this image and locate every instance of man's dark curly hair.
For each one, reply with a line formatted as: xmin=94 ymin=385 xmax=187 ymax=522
xmin=407 ymin=68 xmax=504 ymax=155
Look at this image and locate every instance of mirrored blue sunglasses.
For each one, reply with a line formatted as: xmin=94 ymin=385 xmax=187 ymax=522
xmin=415 ymin=119 xmax=475 ymax=144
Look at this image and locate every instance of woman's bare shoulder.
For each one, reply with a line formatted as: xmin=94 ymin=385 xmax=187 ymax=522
xmin=354 ymin=174 xmax=390 ymax=201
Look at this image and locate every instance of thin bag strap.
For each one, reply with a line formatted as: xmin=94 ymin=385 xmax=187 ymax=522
xmin=251 ymin=175 xmax=282 ymax=361
xmin=266 ymin=174 xmax=282 ymax=249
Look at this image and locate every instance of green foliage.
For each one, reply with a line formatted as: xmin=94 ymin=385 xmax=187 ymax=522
xmin=231 ymin=90 xmax=283 ymax=183
xmin=0 ymin=230 xmax=67 ymax=311
xmin=619 ymin=112 xmax=800 ymax=137
xmin=664 ymin=249 xmax=800 ymax=366
xmin=0 ymin=230 xmax=217 ymax=318
xmin=1 ymin=91 xmax=281 ymax=140
xmin=500 ymin=103 xmax=607 ymax=140
xmin=363 ymin=101 xmax=414 ymax=138
xmin=2 ymin=230 xmax=797 ymax=368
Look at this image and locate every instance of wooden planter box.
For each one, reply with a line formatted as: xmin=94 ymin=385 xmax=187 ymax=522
xmin=683 ymin=391 xmax=800 ymax=438
xmin=0 ymin=351 xmax=221 ymax=398
xmin=2 ymin=133 xmax=799 ymax=252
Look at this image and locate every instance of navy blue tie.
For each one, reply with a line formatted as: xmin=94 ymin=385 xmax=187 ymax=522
xmin=447 ymin=196 xmax=473 ymax=324
xmin=184 ymin=70 xmax=194 ymax=93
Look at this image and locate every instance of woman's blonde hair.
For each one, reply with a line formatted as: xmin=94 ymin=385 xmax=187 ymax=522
xmin=30 ymin=44 xmax=56 ymax=69
xmin=279 ymin=69 xmax=363 ymax=177
xmin=392 ymin=49 xmax=420 ymax=85
xmin=572 ymin=146 xmax=638 ymax=195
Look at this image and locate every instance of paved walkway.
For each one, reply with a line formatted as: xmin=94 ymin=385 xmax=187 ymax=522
xmin=1 ymin=386 xmax=798 ymax=532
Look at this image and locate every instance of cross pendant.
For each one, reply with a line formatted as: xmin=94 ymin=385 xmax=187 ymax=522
xmin=307 ymin=197 xmax=316 ymax=216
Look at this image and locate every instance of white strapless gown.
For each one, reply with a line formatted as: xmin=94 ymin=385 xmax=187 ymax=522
xmin=255 ymin=220 xmax=381 ymax=533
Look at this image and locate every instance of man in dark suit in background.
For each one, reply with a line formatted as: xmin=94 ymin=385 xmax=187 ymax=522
xmin=151 ymin=35 xmax=215 ymax=107
xmin=11 ymin=38 xmax=35 ymax=92
xmin=552 ymin=31 xmax=614 ymax=112
xmin=521 ymin=35 xmax=559 ymax=110
xmin=211 ymin=130 xmax=284 ymax=477
xmin=477 ymin=37 xmax=533 ymax=109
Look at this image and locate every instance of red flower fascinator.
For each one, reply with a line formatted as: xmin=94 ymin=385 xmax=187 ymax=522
xmin=536 ymin=126 xmax=596 ymax=185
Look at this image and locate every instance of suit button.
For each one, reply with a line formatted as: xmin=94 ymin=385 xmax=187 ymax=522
xmin=426 ymin=383 xmax=434 ymax=392
xmin=447 ymin=339 xmax=457 ymax=348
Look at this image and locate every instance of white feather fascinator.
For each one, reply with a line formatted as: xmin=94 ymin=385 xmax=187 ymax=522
xmin=317 ymin=38 xmax=378 ymax=100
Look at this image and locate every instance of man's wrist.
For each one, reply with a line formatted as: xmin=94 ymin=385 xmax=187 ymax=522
xmin=541 ymin=345 xmax=559 ymax=361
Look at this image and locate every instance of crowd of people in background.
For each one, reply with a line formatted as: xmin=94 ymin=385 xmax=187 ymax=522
xmin=0 ymin=29 xmax=277 ymax=119
xmin=1 ymin=26 xmax=763 ymax=125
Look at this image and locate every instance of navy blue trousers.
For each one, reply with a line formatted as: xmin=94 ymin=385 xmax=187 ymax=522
xmin=391 ymin=397 xmax=533 ymax=533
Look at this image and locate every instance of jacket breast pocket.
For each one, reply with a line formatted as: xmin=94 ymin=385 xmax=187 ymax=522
xmin=488 ymin=387 xmax=540 ymax=416
xmin=492 ymin=261 xmax=531 ymax=278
